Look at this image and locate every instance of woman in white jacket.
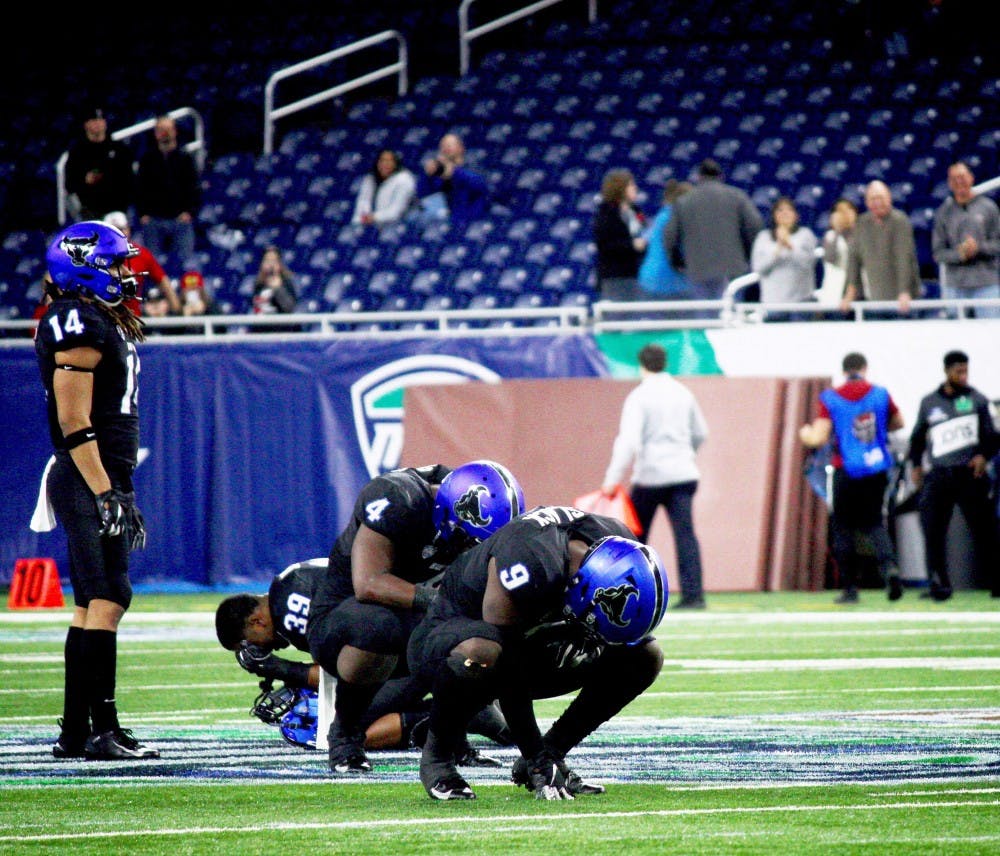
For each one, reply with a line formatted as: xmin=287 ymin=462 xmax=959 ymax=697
xmin=352 ymin=149 xmax=417 ymax=227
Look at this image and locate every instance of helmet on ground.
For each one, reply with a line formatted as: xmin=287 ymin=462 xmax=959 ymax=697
xmin=433 ymin=460 xmax=525 ymax=547
xmin=564 ymin=536 xmax=668 ymax=645
xmin=279 ymin=688 xmax=319 ymax=749
xmin=46 ymin=220 xmax=139 ymax=306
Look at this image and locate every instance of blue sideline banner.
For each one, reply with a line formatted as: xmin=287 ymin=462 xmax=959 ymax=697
xmin=0 ymin=336 xmax=606 ymax=588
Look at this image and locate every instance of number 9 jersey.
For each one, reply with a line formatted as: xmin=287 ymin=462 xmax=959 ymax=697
xmin=35 ymin=296 xmax=140 ymax=471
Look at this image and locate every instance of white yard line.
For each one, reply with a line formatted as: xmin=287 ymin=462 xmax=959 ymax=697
xmin=0 ymin=798 xmax=997 ymax=843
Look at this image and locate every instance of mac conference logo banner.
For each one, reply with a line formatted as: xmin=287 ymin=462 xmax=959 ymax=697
xmin=351 ymin=356 xmax=501 ymax=477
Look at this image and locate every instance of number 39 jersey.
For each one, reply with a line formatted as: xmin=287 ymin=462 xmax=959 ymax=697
xmin=440 ymin=506 xmax=633 ymax=626
xmin=35 ymin=296 xmax=139 ymax=473
xmin=268 ymin=559 xmax=327 ymax=652
xmin=321 ymin=465 xmax=453 ymax=604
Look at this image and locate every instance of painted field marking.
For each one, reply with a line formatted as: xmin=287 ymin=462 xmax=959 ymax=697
xmin=1 ymin=798 xmax=997 ymax=843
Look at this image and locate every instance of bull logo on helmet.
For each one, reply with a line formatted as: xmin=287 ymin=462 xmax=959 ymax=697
xmin=454 ymin=485 xmax=491 ymax=528
xmin=593 ymin=583 xmax=639 ymax=628
xmin=61 ymin=233 xmax=100 ymax=266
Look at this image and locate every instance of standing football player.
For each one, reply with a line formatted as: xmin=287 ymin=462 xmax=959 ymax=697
xmin=38 ymin=221 xmax=158 ymax=760
xmin=409 ymin=505 xmax=667 ymax=800
xmin=215 ymin=460 xmax=525 ymax=773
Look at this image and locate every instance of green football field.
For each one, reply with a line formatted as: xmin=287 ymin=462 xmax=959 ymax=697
xmin=2 ymin=591 xmax=998 ymax=855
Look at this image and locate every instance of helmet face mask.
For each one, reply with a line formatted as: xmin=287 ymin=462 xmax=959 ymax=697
xmin=433 ymin=460 xmax=526 ymax=546
xmin=46 ymin=220 xmax=139 ymax=306
xmin=564 ymin=536 xmax=668 ymax=646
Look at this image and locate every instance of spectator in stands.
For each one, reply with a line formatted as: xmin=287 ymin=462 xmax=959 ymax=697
xmin=252 ymin=246 xmax=297 ymax=315
xmin=663 ymin=158 xmax=763 ymax=306
xmin=817 ymin=198 xmax=858 ymax=308
xmin=136 ymin=115 xmax=201 ymax=271
xmin=417 ymin=133 xmax=488 ymax=225
xmin=932 ymin=161 xmax=1000 ymax=319
xmin=751 ymin=196 xmax=818 ymax=320
xmin=141 ymin=284 xmax=172 ymax=331
xmin=352 ymin=149 xmax=418 ymax=228
xmin=593 ymin=168 xmax=647 ymax=302
xmin=638 ymin=179 xmax=692 ymax=299
xmin=64 ymin=107 xmax=135 ymax=222
xmin=841 ymin=181 xmax=920 ymax=317
xmin=104 ymin=211 xmax=181 ymax=318
xmin=178 ymin=270 xmax=215 ymax=317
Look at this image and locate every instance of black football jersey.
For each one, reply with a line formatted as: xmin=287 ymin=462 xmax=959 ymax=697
xmin=268 ymin=559 xmax=326 ymax=652
xmin=321 ymin=465 xmax=453 ymax=603
xmin=34 ymin=296 xmax=139 ymax=473
xmin=440 ymin=506 xmax=633 ymax=625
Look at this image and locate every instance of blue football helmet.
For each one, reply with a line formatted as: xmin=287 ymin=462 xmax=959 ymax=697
xmin=46 ymin=220 xmax=139 ymax=306
xmin=564 ymin=536 xmax=668 ymax=645
xmin=433 ymin=460 xmax=525 ymax=547
xmin=279 ymin=688 xmax=319 ymax=749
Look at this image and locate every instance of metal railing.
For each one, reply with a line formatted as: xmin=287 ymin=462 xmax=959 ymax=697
xmin=263 ymin=30 xmax=407 ymax=155
xmin=459 ymin=0 xmax=597 ymax=75
xmin=56 ymin=107 xmax=206 ymax=227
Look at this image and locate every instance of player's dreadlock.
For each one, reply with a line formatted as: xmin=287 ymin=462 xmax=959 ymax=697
xmin=109 ymin=301 xmax=146 ymax=343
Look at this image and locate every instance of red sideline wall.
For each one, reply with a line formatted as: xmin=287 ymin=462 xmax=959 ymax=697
xmin=400 ymin=377 xmax=829 ymax=593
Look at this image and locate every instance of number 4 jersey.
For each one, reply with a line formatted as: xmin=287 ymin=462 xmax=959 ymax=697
xmin=35 ymin=296 xmax=139 ymax=472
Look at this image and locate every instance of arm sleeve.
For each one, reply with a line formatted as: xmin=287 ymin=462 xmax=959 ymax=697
xmin=352 ymin=175 xmax=375 ymax=224
xmin=690 ymin=397 xmax=709 ymax=451
xmin=908 ymin=404 xmax=928 ymax=466
xmin=750 ymin=230 xmax=778 ymax=275
xmin=931 ymin=205 xmax=961 ymax=266
xmin=844 ymin=233 xmax=862 ymax=295
xmin=892 ymin=216 xmax=919 ymax=297
xmin=979 ymin=201 xmax=1000 ymax=260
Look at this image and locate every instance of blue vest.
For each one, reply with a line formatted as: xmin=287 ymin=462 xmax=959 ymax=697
xmin=820 ymin=385 xmax=892 ymax=478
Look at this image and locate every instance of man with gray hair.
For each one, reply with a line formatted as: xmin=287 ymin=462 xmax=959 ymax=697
xmin=841 ymin=180 xmax=921 ymax=316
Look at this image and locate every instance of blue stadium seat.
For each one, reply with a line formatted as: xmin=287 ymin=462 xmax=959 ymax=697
xmin=525 ymin=121 xmax=556 ymax=143
xmin=438 ymin=244 xmax=474 ymax=269
xmin=863 ymin=158 xmax=892 ymax=179
xmin=422 ymin=294 xmax=459 ymax=312
xmin=452 ymin=269 xmax=486 ymax=295
xmin=380 ymin=293 xmax=415 ymax=313
xmin=532 ymin=192 xmax=566 ymax=217
xmin=350 ymin=246 xmax=383 ymax=271
xmin=867 ymin=109 xmax=894 ymax=129
xmin=558 ymin=167 xmax=591 ymax=191
xmin=497 ymin=266 xmax=531 ymax=295
xmin=844 ymin=134 xmax=871 ymax=155
xmin=480 ymin=243 xmax=514 ymax=268
xmin=525 ymin=242 xmax=557 ymax=266
xmin=323 ymin=273 xmax=358 ymax=306
xmin=568 ymin=241 xmax=596 ymax=265
xmin=306 ymin=247 xmax=340 ymax=275
xmin=411 ymin=270 xmax=445 ymax=296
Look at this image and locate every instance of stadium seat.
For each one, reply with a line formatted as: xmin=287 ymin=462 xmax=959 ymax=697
xmin=452 ymin=269 xmax=486 ymax=295
xmin=410 ymin=270 xmax=445 ymax=296
xmin=480 ymin=243 xmax=514 ymax=268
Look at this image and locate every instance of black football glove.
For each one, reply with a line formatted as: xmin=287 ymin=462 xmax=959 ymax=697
xmin=525 ymin=750 xmax=574 ymax=801
xmin=95 ymin=489 xmax=129 ymax=538
xmin=236 ymin=641 xmax=311 ymax=688
xmin=412 ymin=570 xmax=445 ymax=612
xmin=122 ymin=491 xmax=146 ymax=551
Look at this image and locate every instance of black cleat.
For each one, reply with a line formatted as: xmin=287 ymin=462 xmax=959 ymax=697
xmin=930 ymin=585 xmax=953 ymax=602
xmin=421 ymin=729 xmax=476 ymax=800
xmin=84 ymin=729 xmax=159 ymax=760
xmin=52 ymin=735 xmax=88 ymax=759
xmin=834 ymin=589 xmax=859 ymax=605
xmin=887 ymin=575 xmax=903 ymax=601
xmin=673 ymin=597 xmax=706 ymax=610
xmin=456 ymin=743 xmax=503 ymax=768
xmin=327 ymin=720 xmax=371 ymax=774
xmin=511 ymin=753 xmax=605 ymax=795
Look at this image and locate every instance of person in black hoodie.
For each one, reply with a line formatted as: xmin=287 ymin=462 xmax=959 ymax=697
xmin=592 ymin=168 xmax=646 ymax=302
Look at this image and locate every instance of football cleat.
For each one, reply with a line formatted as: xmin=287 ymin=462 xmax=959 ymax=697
xmin=84 ymin=728 xmax=159 ymax=760
xmin=887 ymin=575 xmax=903 ymax=602
xmin=327 ymin=720 xmax=371 ymax=774
xmin=52 ymin=735 xmax=88 ymax=759
xmin=456 ymin=742 xmax=503 ymax=768
xmin=331 ymin=749 xmax=372 ymax=774
xmin=428 ymin=774 xmax=476 ymax=801
xmin=511 ymin=753 xmax=605 ymax=796
xmin=421 ymin=729 xmax=476 ymax=800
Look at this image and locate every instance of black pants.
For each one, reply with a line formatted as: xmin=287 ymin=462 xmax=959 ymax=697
xmin=830 ymin=468 xmax=896 ymax=590
xmin=630 ymin=481 xmax=703 ymax=601
xmin=919 ymin=466 xmax=999 ymax=592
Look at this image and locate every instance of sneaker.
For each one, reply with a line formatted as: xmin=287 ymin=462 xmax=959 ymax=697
xmin=834 ymin=589 xmax=859 ymax=604
xmin=84 ymin=728 xmax=159 ymax=760
xmin=52 ymin=735 xmax=88 ymax=759
xmin=468 ymin=701 xmax=514 ymax=746
xmin=456 ymin=742 xmax=502 ymax=768
xmin=330 ymin=748 xmax=372 ymax=774
xmin=930 ymin=585 xmax=953 ymax=602
xmin=53 ymin=718 xmax=88 ymax=759
xmin=673 ymin=597 xmax=706 ymax=610
xmin=327 ymin=720 xmax=372 ymax=774
xmin=421 ymin=730 xmax=476 ymax=800
xmin=511 ymin=753 xmax=605 ymax=796
xmin=887 ymin=575 xmax=903 ymax=601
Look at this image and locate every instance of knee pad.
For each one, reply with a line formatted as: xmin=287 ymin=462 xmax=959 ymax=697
xmin=445 ymin=651 xmax=494 ymax=685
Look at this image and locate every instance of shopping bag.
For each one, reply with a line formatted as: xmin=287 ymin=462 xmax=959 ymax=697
xmin=572 ymin=486 xmax=643 ymax=537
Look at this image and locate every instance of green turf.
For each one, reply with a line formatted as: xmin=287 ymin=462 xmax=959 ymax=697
xmin=2 ymin=591 xmax=998 ymax=855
